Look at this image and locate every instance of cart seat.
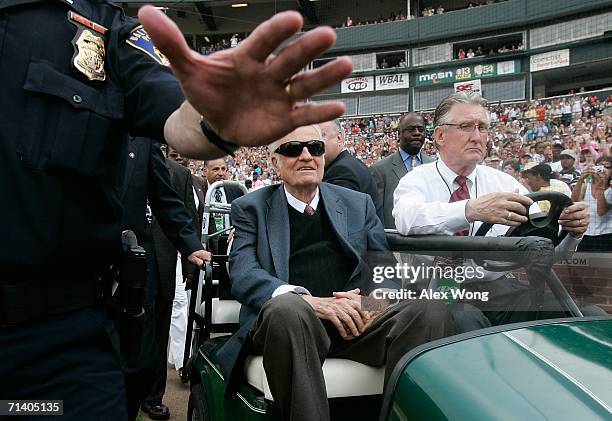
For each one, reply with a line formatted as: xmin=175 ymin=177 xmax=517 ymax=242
xmin=198 ymin=283 xmax=385 ymax=400
xmin=199 ymin=298 xmax=241 ymax=325
xmin=244 ymin=355 xmax=384 ymax=400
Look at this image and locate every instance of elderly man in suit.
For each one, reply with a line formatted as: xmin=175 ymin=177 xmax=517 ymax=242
xmin=320 ymin=119 xmax=383 ymax=221
xmin=220 ymin=124 xmax=454 ymax=421
xmin=370 ymin=112 xmax=435 ymax=228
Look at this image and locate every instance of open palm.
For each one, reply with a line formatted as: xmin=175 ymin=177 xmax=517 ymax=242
xmin=139 ymin=7 xmax=353 ymax=147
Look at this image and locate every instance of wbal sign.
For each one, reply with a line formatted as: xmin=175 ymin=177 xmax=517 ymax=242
xmin=376 ymin=73 xmax=409 ymax=91
xmin=341 ymin=76 xmax=374 ymax=93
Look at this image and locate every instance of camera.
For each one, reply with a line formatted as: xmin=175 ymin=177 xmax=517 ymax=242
xmin=592 ymin=165 xmax=605 ymax=173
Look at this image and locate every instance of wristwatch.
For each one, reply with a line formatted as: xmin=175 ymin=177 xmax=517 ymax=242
xmin=293 ymin=286 xmax=310 ymax=296
xmin=199 ymin=116 xmax=239 ymax=157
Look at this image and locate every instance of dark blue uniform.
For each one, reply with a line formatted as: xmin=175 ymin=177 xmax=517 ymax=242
xmin=0 ymin=1 xmax=183 ymax=418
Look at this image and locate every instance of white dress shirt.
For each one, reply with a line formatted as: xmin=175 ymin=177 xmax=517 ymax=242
xmin=393 ymin=159 xmax=581 ymax=262
xmin=271 ymin=187 xmax=320 ymax=297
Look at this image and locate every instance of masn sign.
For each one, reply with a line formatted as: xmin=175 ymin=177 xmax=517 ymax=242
xmin=416 ymin=60 xmax=520 ymax=87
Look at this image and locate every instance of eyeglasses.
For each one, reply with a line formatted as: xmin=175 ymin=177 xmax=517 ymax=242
xmin=443 ymin=122 xmax=490 ymax=134
xmin=275 ymin=140 xmax=325 ymax=157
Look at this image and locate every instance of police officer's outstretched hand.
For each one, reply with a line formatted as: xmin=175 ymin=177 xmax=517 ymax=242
xmin=138 ymin=6 xmax=352 ymax=155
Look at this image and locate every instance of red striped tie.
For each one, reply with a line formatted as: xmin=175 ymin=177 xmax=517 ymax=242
xmin=449 ymin=175 xmax=470 ymax=236
xmin=304 ymin=204 xmax=315 ymax=216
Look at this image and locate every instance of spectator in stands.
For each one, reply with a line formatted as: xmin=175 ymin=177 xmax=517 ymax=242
xmin=551 ymin=142 xmax=564 ymax=164
xmin=490 ymin=155 xmax=503 ymax=170
xmin=466 ymin=48 xmax=475 ymax=58
xmin=531 ymin=140 xmax=546 ymax=163
xmin=561 ymin=99 xmax=573 ymax=126
xmin=579 ymin=144 xmax=598 ymax=171
xmin=573 ymin=156 xmax=612 ymax=251
xmin=520 ymin=163 xmax=571 ymax=212
xmin=572 ymin=96 xmax=583 ymax=119
xmin=557 ymin=149 xmax=581 ymax=186
xmin=502 ymin=159 xmax=521 ymax=178
xmin=458 ymin=49 xmax=466 ymax=60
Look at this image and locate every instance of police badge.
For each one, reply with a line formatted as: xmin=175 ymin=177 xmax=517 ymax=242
xmin=68 ymin=11 xmax=108 ymax=81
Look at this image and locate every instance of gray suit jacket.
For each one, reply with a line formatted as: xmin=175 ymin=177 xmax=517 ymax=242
xmin=370 ymin=150 xmax=436 ymax=229
xmin=218 ymin=182 xmax=391 ymax=392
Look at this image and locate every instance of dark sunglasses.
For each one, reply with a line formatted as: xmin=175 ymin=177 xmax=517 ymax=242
xmin=275 ymin=140 xmax=325 ymax=157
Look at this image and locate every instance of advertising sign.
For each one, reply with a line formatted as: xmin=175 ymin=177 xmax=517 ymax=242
xmin=341 ymin=76 xmax=374 ymax=93
xmin=530 ymin=49 xmax=570 ymax=72
xmin=454 ymin=79 xmax=482 ymax=94
xmin=375 ymin=73 xmax=409 ymax=90
xmin=416 ymin=60 xmax=520 ymax=86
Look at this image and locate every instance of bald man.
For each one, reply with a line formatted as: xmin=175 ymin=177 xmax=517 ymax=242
xmin=320 ymin=120 xmax=383 ymax=221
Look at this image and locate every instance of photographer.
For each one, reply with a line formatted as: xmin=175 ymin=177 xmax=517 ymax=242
xmin=573 ymin=156 xmax=612 ymax=251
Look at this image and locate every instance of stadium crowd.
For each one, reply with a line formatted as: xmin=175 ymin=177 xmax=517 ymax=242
xmin=182 ymin=91 xmax=611 ymax=252
xmin=187 ymin=92 xmax=612 ymax=182
xmin=339 ymin=0 xmax=510 ymax=27
xmin=199 ymin=33 xmax=243 ymax=55
xmin=456 ymin=42 xmax=524 ymax=60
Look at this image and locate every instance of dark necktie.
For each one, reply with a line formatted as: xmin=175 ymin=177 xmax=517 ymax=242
xmin=449 ymin=175 xmax=470 ymax=236
xmin=304 ymin=204 xmax=315 ymax=216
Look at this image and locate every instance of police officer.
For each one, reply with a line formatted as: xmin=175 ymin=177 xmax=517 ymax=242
xmin=0 ymin=2 xmax=351 ymax=419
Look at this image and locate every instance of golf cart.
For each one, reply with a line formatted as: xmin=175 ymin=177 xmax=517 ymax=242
xmin=185 ymin=191 xmax=612 ymax=420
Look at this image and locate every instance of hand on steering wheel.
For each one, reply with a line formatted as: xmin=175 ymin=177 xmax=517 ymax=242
xmin=475 ymin=191 xmax=574 ymax=245
xmin=473 ymin=192 xmax=574 ymax=271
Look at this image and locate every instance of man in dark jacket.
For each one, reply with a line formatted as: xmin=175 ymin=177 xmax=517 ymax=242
xmin=370 ymin=113 xmax=436 ymax=228
xmin=120 ymin=138 xmax=209 ymax=420
xmin=320 ymin=120 xmax=383 ymax=222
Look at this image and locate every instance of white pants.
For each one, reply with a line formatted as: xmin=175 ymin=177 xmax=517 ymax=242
xmin=168 ymin=255 xmax=191 ymax=370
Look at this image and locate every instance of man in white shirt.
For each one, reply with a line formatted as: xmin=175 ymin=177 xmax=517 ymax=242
xmin=393 ymin=91 xmax=599 ymax=330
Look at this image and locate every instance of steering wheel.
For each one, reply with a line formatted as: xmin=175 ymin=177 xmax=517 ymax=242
xmin=473 ymin=191 xmax=573 ymax=271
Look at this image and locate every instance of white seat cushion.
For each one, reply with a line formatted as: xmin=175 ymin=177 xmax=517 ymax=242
xmin=199 ymin=298 xmax=241 ymax=324
xmin=244 ymin=355 xmax=384 ymax=400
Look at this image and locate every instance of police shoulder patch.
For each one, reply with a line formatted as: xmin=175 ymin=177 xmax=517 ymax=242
xmin=126 ymin=25 xmax=169 ymax=66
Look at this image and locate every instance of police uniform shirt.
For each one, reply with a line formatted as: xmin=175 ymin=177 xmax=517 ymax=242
xmin=0 ymin=0 xmax=184 ymax=281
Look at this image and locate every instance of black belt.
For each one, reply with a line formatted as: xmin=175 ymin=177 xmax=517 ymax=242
xmin=0 ymin=277 xmax=101 ymax=327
